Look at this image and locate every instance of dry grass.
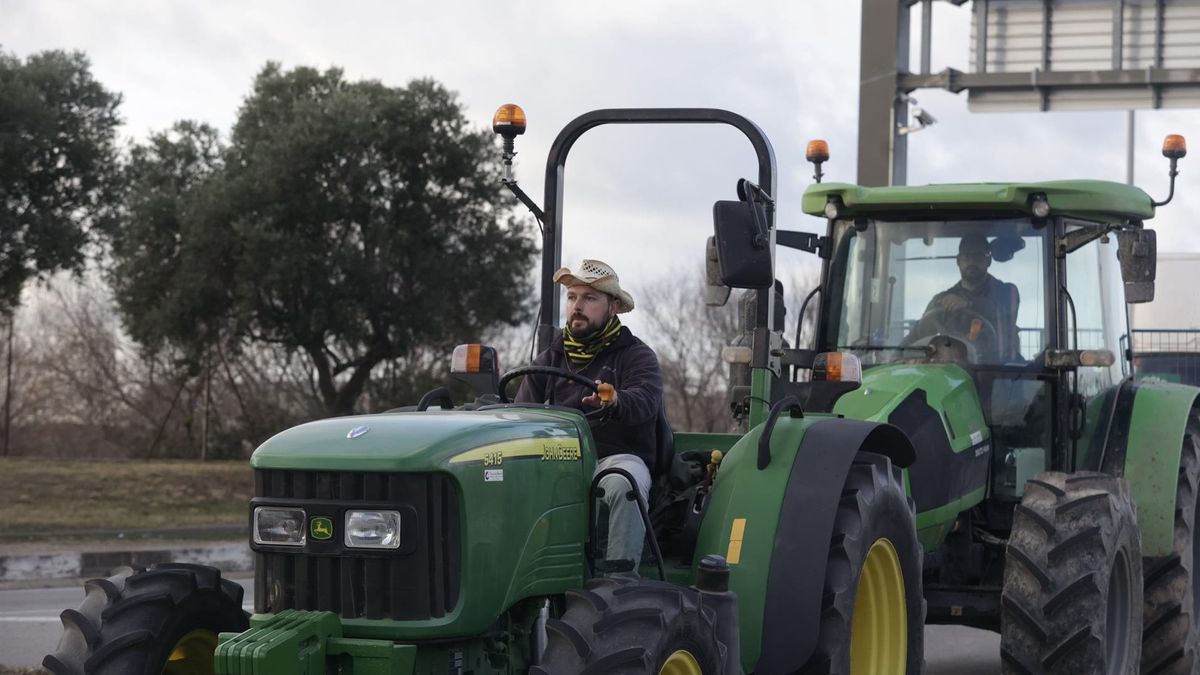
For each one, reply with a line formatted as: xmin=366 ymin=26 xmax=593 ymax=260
xmin=0 ymin=458 xmax=252 ymax=535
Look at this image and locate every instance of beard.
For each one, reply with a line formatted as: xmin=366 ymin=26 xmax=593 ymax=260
xmin=568 ymin=313 xmax=604 ymax=338
xmin=962 ymin=265 xmax=986 ymax=286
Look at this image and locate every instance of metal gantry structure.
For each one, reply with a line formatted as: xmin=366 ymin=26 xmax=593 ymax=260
xmin=859 ymin=0 xmax=1200 ymax=187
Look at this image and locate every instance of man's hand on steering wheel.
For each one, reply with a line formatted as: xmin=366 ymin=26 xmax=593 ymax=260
xmin=938 ymin=293 xmax=969 ymax=313
xmin=497 ymin=365 xmax=615 ymax=413
xmin=908 ymin=302 xmax=1001 ymax=362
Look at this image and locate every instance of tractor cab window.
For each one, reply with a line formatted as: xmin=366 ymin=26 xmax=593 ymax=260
xmin=827 ymin=218 xmax=1048 ymax=367
xmin=1063 ymin=228 xmax=1125 ymax=398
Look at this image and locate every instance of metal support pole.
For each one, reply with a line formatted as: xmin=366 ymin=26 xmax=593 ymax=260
xmin=975 ymin=0 xmax=989 ymax=74
xmin=3 ymin=313 xmax=12 ymax=458
xmin=921 ymin=0 xmax=934 ymax=74
xmin=1126 ymin=110 xmax=1136 ymax=185
xmin=1113 ymin=0 xmax=1126 ymax=70
xmin=858 ymin=0 xmax=910 ymax=186
xmin=201 ymin=348 xmax=210 ymax=461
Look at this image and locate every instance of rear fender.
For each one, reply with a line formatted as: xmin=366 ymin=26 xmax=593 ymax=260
xmin=1099 ymin=378 xmax=1200 ymax=556
xmin=696 ymin=416 xmax=915 ymax=675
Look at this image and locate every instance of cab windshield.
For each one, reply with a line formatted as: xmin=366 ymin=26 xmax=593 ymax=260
xmin=825 ymin=218 xmax=1049 ymax=367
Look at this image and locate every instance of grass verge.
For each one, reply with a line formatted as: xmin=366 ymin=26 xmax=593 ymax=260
xmin=0 ymin=458 xmax=252 ymax=538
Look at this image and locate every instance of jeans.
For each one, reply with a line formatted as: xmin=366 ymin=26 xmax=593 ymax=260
xmin=595 ymin=454 xmax=651 ymax=574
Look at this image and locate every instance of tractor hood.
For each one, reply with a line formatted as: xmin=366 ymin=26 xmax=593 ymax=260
xmin=833 ymin=362 xmax=993 ymax=550
xmin=250 ymin=407 xmax=587 ymax=473
xmin=833 ymin=363 xmax=989 ymax=453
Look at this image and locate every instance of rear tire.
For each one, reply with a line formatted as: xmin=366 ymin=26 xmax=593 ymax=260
xmin=802 ymin=452 xmax=925 ymax=675
xmin=1142 ymin=415 xmax=1200 ymax=674
xmin=534 ymin=577 xmax=727 ymax=675
xmin=43 ymin=562 xmax=248 ymax=675
xmin=1001 ymin=471 xmax=1142 ymax=675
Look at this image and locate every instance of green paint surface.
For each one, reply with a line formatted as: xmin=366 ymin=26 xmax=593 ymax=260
xmin=833 ymin=364 xmax=988 ymax=550
xmin=1125 ymin=382 xmax=1199 ymax=555
xmin=802 ymin=180 xmax=1155 ymax=222
xmin=914 ymin=486 xmax=988 ymax=550
xmin=692 ymin=414 xmax=826 ymax=673
xmin=251 ymin=409 xmax=584 ymax=472
xmin=251 ymin=407 xmax=593 ymax=640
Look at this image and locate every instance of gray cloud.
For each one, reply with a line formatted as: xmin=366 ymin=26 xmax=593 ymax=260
xmin=5 ymin=0 xmax=1197 ymax=337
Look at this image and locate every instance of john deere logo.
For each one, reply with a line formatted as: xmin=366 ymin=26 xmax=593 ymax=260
xmin=310 ymin=517 xmax=334 ymax=541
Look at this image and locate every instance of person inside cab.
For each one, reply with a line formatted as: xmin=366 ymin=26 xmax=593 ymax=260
xmin=907 ymin=234 xmax=1022 ymax=362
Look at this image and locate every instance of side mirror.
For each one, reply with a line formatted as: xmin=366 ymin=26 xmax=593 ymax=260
xmin=713 ymin=200 xmax=773 ymax=289
xmin=1117 ymin=229 xmax=1157 ymax=304
xmin=450 ymin=344 xmax=500 ymax=397
xmin=704 ymin=236 xmax=731 ymax=306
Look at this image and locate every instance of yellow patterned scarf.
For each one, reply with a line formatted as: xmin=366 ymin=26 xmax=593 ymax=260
xmin=563 ymin=316 xmax=622 ymax=365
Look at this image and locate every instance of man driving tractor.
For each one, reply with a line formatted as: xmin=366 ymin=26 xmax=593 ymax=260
xmin=515 ymin=259 xmax=663 ymax=576
xmin=908 ymin=233 xmax=1022 ymax=361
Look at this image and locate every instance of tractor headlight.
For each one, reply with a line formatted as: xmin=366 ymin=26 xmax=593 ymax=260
xmin=345 ymin=510 xmax=402 ymax=549
xmin=253 ymin=507 xmax=306 ymax=546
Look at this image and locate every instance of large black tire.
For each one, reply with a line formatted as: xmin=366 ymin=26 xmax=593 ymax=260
xmin=802 ymin=452 xmax=925 ymax=675
xmin=534 ymin=577 xmax=728 ymax=675
xmin=43 ymin=562 xmax=248 ymax=675
xmin=1001 ymin=472 xmax=1143 ymax=675
xmin=1142 ymin=415 xmax=1200 ymax=674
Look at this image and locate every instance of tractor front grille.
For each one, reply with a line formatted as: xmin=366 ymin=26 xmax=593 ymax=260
xmin=252 ymin=469 xmax=461 ymax=620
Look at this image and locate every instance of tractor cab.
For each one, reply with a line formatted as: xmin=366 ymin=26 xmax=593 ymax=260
xmin=808 ymin=184 xmax=1144 ymax=505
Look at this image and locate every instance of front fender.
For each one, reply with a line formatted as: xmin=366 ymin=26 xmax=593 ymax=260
xmin=1099 ymin=378 xmax=1200 ymax=556
xmin=694 ymin=414 xmax=915 ymax=675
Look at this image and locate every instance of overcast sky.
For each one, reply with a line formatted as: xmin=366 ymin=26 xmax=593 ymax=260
xmin=5 ymin=0 xmax=1198 ymax=336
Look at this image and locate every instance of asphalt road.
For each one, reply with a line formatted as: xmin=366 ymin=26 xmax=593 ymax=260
xmin=0 ymin=580 xmax=1001 ymax=672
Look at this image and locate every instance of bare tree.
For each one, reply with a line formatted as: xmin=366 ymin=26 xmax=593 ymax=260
xmin=637 ymin=268 xmax=740 ymax=433
xmin=6 ymin=272 xmax=331 ymax=459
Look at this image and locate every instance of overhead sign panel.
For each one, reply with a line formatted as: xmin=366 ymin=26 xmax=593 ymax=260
xmin=968 ymin=0 xmax=1200 ymax=111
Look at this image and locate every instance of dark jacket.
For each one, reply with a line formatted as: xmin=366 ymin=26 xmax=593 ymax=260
xmin=514 ymin=327 xmax=663 ymax=470
xmin=926 ymin=274 xmax=1022 ymax=360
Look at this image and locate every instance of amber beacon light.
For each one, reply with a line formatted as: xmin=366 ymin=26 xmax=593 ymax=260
xmin=492 ymin=104 xmax=527 ymax=137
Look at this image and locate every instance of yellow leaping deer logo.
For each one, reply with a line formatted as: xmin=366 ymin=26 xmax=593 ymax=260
xmin=310 ymin=517 xmax=333 ymax=541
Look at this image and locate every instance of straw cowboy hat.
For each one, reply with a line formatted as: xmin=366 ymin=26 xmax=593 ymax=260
xmin=553 ymin=259 xmax=635 ymax=313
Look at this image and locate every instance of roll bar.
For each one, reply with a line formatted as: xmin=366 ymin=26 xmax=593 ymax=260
xmin=532 ymin=108 xmax=779 ymax=351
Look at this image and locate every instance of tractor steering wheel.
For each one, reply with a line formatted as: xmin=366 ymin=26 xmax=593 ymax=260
xmin=497 ymin=365 xmax=599 ymax=404
xmin=910 ymin=306 xmax=1001 ymax=361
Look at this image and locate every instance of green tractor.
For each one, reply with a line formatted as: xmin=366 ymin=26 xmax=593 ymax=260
xmin=787 ymin=133 xmax=1196 ymax=675
xmin=41 ymin=106 xmax=1194 ymax=675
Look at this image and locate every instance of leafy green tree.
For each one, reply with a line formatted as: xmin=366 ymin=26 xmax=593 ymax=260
xmin=113 ymin=64 xmax=537 ymax=416
xmin=0 ymin=49 xmax=121 ymax=314
xmin=109 ymin=121 xmax=229 ymax=355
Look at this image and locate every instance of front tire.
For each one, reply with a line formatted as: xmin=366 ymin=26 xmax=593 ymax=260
xmin=1001 ymin=472 xmax=1143 ymax=675
xmin=803 ymin=452 xmax=925 ymax=675
xmin=1142 ymin=415 xmax=1200 ymax=674
xmin=534 ymin=578 xmax=727 ymax=675
xmin=43 ymin=563 xmax=248 ymax=675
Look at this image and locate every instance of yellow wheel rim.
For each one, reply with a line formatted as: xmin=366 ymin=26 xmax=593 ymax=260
xmin=162 ymin=629 xmax=218 ymax=675
xmin=849 ymin=538 xmax=908 ymax=675
xmin=659 ymin=649 xmax=703 ymax=675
